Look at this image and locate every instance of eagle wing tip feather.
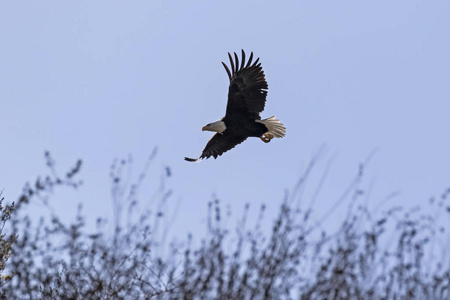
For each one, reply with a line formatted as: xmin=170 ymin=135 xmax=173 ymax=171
xmin=184 ymin=157 xmax=199 ymax=162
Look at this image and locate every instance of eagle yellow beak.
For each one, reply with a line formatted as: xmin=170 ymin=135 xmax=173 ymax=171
xmin=202 ymin=126 xmax=207 ymax=131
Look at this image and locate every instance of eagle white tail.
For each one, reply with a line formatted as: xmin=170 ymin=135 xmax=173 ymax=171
xmin=256 ymin=116 xmax=286 ymax=138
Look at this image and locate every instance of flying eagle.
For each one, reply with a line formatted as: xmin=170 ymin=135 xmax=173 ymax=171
xmin=185 ymin=50 xmax=286 ymax=162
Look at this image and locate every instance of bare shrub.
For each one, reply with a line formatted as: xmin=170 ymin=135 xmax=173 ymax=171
xmin=1 ymin=152 xmax=449 ymax=299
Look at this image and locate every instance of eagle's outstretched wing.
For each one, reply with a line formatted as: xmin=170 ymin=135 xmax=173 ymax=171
xmin=184 ymin=132 xmax=247 ymax=162
xmin=222 ymin=50 xmax=268 ymax=119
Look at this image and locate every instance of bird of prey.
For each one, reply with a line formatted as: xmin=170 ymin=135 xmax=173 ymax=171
xmin=185 ymin=50 xmax=285 ymax=162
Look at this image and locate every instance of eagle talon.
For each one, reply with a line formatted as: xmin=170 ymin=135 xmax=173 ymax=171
xmin=260 ymin=132 xmax=273 ymax=143
xmin=260 ymin=135 xmax=271 ymax=143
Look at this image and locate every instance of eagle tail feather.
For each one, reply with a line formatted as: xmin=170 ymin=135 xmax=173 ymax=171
xmin=256 ymin=116 xmax=286 ymax=138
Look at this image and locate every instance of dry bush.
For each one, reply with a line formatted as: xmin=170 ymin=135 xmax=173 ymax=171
xmin=1 ymin=152 xmax=449 ymax=299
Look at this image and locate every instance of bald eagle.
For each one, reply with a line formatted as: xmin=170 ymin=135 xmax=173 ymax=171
xmin=185 ymin=50 xmax=286 ymax=162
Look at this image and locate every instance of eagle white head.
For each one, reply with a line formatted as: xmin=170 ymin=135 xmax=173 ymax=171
xmin=202 ymin=120 xmax=227 ymax=134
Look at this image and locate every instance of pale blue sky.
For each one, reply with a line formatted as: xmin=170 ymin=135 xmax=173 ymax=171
xmin=1 ymin=1 xmax=449 ymax=235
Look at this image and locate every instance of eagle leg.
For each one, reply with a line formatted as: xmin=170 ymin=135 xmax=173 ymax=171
xmin=260 ymin=132 xmax=273 ymax=143
xmin=265 ymin=133 xmax=274 ymax=139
